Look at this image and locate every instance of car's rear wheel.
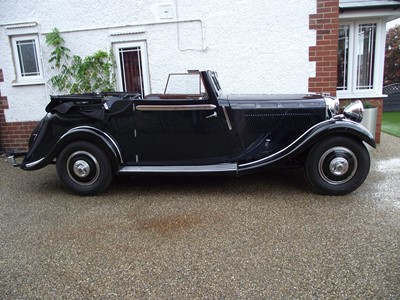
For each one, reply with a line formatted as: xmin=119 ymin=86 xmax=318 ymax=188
xmin=56 ymin=141 xmax=112 ymax=195
xmin=305 ymin=136 xmax=370 ymax=195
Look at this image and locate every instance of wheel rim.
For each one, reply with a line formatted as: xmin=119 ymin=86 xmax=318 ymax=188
xmin=66 ymin=151 xmax=100 ymax=186
xmin=318 ymin=146 xmax=357 ymax=185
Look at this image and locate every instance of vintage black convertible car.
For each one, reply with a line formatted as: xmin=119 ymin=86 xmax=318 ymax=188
xmin=7 ymin=70 xmax=375 ymax=195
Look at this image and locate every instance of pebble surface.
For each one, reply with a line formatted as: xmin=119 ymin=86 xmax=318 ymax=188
xmin=0 ymin=133 xmax=399 ymax=299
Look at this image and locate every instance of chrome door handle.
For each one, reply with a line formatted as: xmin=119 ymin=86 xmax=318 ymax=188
xmin=206 ymin=111 xmax=217 ymax=119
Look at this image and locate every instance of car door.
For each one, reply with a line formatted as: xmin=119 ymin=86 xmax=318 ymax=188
xmin=133 ymin=98 xmax=231 ymax=165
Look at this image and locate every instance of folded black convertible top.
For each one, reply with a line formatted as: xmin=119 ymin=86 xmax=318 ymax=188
xmin=46 ymin=92 xmax=141 ymax=113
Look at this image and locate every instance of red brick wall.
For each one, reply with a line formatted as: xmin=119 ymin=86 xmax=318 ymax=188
xmin=309 ymin=0 xmax=339 ymax=96
xmin=0 ymin=69 xmax=38 ymax=152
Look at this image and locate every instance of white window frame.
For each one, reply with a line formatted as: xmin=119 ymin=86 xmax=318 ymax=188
xmin=11 ymin=34 xmax=44 ymax=84
xmin=337 ymin=19 xmax=386 ymax=98
xmin=113 ymin=41 xmax=150 ymax=96
xmin=337 ymin=22 xmax=354 ymax=92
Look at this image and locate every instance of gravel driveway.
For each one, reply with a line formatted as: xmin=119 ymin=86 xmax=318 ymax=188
xmin=1 ymin=133 xmax=399 ymax=299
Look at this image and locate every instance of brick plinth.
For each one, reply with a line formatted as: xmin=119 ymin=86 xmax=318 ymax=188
xmin=309 ymin=0 xmax=339 ymax=96
xmin=0 ymin=121 xmax=39 ymax=152
xmin=0 ymin=69 xmax=38 ymax=152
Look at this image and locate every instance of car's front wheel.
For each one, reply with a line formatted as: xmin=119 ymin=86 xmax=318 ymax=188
xmin=305 ymin=136 xmax=370 ymax=195
xmin=56 ymin=141 xmax=113 ymax=195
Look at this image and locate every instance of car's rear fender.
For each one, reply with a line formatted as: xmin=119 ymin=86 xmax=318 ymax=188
xmin=22 ymin=126 xmax=123 ymax=171
xmin=238 ymin=118 xmax=375 ymax=173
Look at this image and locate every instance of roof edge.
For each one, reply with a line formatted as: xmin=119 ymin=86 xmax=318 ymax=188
xmin=340 ymin=4 xmax=400 ymax=13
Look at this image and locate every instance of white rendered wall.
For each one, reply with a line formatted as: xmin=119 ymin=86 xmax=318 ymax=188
xmin=0 ymin=0 xmax=316 ymax=122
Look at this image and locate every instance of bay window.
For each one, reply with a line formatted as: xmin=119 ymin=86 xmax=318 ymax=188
xmin=337 ymin=20 xmax=385 ymax=97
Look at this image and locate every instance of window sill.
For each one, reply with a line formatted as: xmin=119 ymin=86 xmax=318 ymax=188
xmin=12 ymin=80 xmax=46 ymax=87
xmin=336 ymin=93 xmax=387 ymax=99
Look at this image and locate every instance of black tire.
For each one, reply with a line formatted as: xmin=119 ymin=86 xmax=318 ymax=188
xmin=305 ymin=136 xmax=370 ymax=195
xmin=56 ymin=141 xmax=113 ymax=195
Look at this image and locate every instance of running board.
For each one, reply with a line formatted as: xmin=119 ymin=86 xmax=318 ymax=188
xmin=117 ymin=163 xmax=238 ymax=174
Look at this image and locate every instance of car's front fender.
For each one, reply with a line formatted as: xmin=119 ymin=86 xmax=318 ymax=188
xmin=238 ymin=118 xmax=375 ymax=173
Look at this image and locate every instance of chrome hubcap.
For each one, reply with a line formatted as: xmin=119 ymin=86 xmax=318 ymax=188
xmin=66 ymin=151 xmax=100 ymax=186
xmin=73 ymin=160 xmax=90 ymax=178
xmin=329 ymin=157 xmax=349 ymax=176
xmin=318 ymin=146 xmax=357 ymax=185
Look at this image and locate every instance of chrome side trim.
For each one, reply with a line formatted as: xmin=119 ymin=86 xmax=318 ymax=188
xmin=238 ymin=120 xmax=332 ymax=169
xmin=136 ymin=104 xmax=216 ymax=111
xmin=60 ymin=126 xmax=123 ymax=164
xmin=222 ymin=106 xmax=233 ymax=130
xmin=25 ymin=157 xmax=45 ymax=168
xmin=238 ymin=118 xmax=375 ymax=171
xmin=118 ymin=163 xmax=237 ymax=174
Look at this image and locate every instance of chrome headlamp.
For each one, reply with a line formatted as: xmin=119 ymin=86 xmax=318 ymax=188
xmin=343 ymin=100 xmax=364 ymax=123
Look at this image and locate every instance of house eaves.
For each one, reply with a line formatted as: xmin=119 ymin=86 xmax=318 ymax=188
xmin=339 ymin=0 xmax=400 ymax=12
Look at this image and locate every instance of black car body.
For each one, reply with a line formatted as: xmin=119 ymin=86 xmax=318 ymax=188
xmin=8 ymin=70 xmax=375 ymax=195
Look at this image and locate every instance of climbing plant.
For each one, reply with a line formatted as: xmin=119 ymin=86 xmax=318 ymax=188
xmin=46 ymin=28 xmax=115 ymax=94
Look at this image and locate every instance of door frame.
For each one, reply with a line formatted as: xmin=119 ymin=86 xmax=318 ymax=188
xmin=113 ymin=41 xmax=151 ymax=96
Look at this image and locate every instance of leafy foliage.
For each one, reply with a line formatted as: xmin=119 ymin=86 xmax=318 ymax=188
xmin=384 ymin=25 xmax=400 ymax=85
xmin=46 ymin=28 xmax=115 ymax=94
xmin=46 ymin=28 xmax=70 ymax=68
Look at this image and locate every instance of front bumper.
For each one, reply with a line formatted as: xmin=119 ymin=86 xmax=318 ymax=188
xmin=5 ymin=151 xmax=27 ymax=167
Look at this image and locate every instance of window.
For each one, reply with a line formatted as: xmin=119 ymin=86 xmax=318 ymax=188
xmin=337 ymin=25 xmax=350 ymax=91
xmin=113 ymin=41 xmax=150 ymax=97
xmin=356 ymin=23 xmax=376 ymax=90
xmin=11 ymin=35 xmax=43 ymax=83
xmin=164 ymin=73 xmax=205 ymax=95
xmin=337 ymin=21 xmax=385 ymax=97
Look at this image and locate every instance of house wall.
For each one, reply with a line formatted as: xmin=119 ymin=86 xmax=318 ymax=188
xmin=0 ymin=0 xmax=320 ymax=151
